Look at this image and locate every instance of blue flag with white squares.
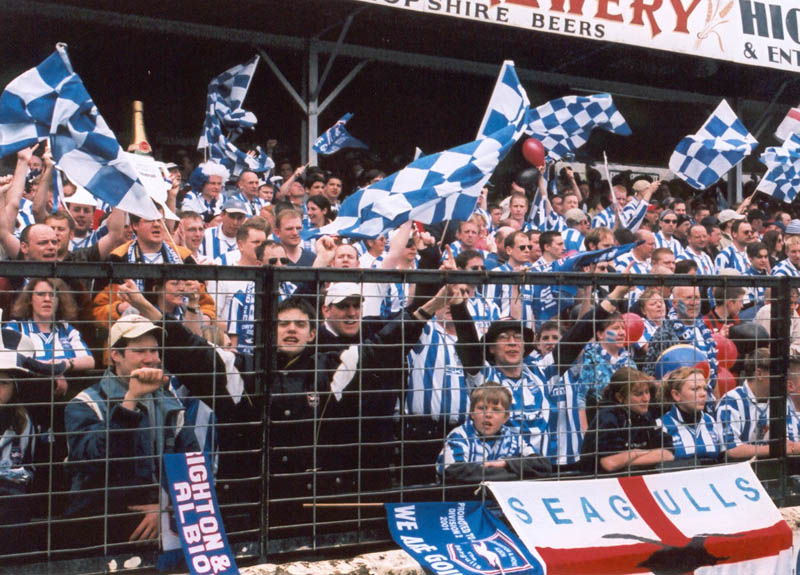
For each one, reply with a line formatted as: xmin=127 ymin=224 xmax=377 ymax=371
xmin=669 ymin=100 xmax=758 ymax=190
xmin=307 ymin=60 xmax=529 ymax=240
xmin=313 ymin=113 xmax=367 ymax=155
xmin=198 ymin=56 xmax=273 ymax=176
xmin=756 ymin=133 xmax=800 ymax=204
xmin=523 ymin=93 xmax=631 ymax=160
xmin=0 ymin=44 xmax=160 ymax=220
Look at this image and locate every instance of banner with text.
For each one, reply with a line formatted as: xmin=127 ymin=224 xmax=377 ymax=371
xmin=386 ymin=501 xmax=544 ymax=575
xmin=353 ymin=0 xmax=800 ymax=74
xmin=488 ymin=463 xmax=793 ymax=574
xmin=164 ymin=452 xmax=238 ymax=575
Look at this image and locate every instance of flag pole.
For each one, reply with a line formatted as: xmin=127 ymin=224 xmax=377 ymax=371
xmin=603 ymin=152 xmax=622 ymax=230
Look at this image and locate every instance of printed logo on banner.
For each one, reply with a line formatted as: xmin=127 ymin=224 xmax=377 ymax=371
xmin=385 ymin=501 xmax=544 ymax=575
xmin=164 ymin=452 xmax=238 ymax=575
xmin=447 ymin=529 xmax=534 ymax=574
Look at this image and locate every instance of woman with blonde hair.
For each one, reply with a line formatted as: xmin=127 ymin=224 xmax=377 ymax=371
xmin=656 ymin=367 xmax=724 ymax=462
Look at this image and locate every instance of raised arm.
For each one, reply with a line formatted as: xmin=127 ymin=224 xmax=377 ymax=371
xmin=95 ymin=208 xmax=126 ymax=260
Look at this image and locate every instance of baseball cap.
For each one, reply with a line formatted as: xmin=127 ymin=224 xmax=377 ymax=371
xmin=222 ymin=198 xmax=248 ymax=215
xmin=786 ymin=219 xmax=800 ymax=235
xmin=564 ymin=208 xmax=587 ymax=223
xmin=717 ymin=209 xmax=745 ymax=224
xmin=109 ymin=315 xmax=164 ymax=348
xmin=324 ymin=283 xmax=364 ymax=307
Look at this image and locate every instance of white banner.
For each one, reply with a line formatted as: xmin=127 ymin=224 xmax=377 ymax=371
xmin=353 ymin=0 xmax=800 ymax=74
xmin=487 ymin=463 xmax=794 ymax=574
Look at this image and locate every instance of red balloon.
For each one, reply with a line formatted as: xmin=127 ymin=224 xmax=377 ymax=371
xmin=712 ymin=333 xmax=738 ymax=370
xmin=522 ymin=137 xmax=545 ymax=167
xmin=622 ymin=313 xmax=645 ymax=346
xmin=716 ymin=367 xmax=737 ymax=397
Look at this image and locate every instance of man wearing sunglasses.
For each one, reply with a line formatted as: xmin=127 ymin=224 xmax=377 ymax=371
xmin=485 ymin=231 xmax=535 ymax=326
xmin=654 ymin=209 xmax=685 ymax=259
xmin=715 ymin=219 xmax=754 ymax=274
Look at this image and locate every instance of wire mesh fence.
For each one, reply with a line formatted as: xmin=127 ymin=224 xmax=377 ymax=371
xmin=0 ymin=261 xmax=797 ymax=572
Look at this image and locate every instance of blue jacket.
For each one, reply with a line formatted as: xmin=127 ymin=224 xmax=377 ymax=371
xmin=64 ymin=369 xmax=199 ymax=518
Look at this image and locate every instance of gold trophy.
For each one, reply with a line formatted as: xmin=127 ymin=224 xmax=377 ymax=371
xmin=127 ymin=100 xmax=152 ymax=155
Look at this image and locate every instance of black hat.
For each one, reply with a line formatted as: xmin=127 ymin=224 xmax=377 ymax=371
xmin=483 ymin=319 xmax=536 ymax=357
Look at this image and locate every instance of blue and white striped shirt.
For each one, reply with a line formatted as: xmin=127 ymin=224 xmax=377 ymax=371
xmin=406 ymin=321 xmax=469 ymax=425
xmin=201 ymin=225 xmax=238 ymax=261
xmin=772 ymin=258 xmax=800 ymax=278
xmin=659 ymin=405 xmax=724 ymax=459
xmin=229 ymin=191 xmax=268 ymax=217
xmin=714 ymin=244 xmax=749 ymax=274
xmin=654 ymin=232 xmax=685 ymax=258
xmin=6 ymin=320 xmax=90 ymax=361
xmin=436 ymin=418 xmax=538 ymax=477
xmin=716 ymin=382 xmax=769 ymax=450
xmin=226 ymin=283 xmax=255 ymax=355
xmin=679 ymin=246 xmax=715 ymax=276
xmin=562 ymin=227 xmax=585 ymax=253
xmin=466 ymin=364 xmax=550 ymax=456
xmin=467 ymin=293 xmax=501 ymax=339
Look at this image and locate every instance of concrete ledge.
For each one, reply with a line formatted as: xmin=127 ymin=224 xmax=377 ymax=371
xmin=242 ymin=507 xmax=800 ymax=575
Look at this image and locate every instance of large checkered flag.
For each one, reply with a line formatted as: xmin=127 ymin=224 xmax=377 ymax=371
xmin=756 ymin=134 xmax=800 ymax=204
xmin=523 ymin=93 xmax=631 ymax=160
xmin=308 ymin=61 xmax=529 ymax=240
xmin=0 ymin=44 xmax=160 ymax=219
xmin=669 ymin=100 xmax=758 ymax=190
xmin=313 ymin=113 xmax=367 ymax=155
xmin=198 ymin=56 xmax=273 ymax=176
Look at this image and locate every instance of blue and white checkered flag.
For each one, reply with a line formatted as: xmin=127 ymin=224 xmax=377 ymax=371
xmin=0 ymin=44 xmax=160 ymax=220
xmin=669 ymin=100 xmax=758 ymax=190
xmin=198 ymin=55 xmax=259 ymax=148
xmin=477 ymin=61 xmax=531 ymax=139
xmin=523 ymin=93 xmax=631 ymax=160
xmin=198 ymin=56 xmax=273 ymax=176
xmin=308 ymin=61 xmax=529 ymax=240
xmin=313 ymin=113 xmax=367 ymax=155
xmin=756 ymin=133 xmax=800 ymax=204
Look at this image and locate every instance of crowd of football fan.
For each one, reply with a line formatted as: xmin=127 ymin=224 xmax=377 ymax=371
xmin=1 ymin=142 xmax=799 ymax=557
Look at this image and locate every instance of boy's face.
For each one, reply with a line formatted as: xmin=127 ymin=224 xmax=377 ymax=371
xmin=470 ymin=399 xmax=509 ymax=436
xmin=276 ymin=308 xmax=315 ymax=356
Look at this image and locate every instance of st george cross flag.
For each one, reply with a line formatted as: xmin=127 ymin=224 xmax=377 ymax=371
xmin=669 ymin=100 xmax=758 ymax=190
xmin=523 ymin=93 xmax=631 ymax=160
xmin=313 ymin=113 xmax=367 ymax=155
xmin=775 ymin=106 xmax=800 ymax=142
xmin=0 ymin=44 xmax=160 ymax=220
xmin=198 ymin=56 xmax=273 ymax=176
xmin=307 ymin=61 xmax=529 ymax=240
xmin=488 ymin=463 xmax=793 ymax=574
xmin=756 ymin=133 xmax=800 ymax=204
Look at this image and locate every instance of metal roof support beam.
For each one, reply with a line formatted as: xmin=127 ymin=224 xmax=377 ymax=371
xmin=254 ymin=47 xmax=306 ymax=113
xmin=313 ymin=11 xmax=357 ymax=102
xmin=319 ymin=60 xmax=369 ymax=115
xmin=308 ymin=48 xmax=319 ymax=166
xmin=2 ymin=0 xmax=735 ymax=109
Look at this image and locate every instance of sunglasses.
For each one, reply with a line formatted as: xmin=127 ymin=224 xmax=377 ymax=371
xmin=517 ymin=245 xmax=532 ymax=251
xmin=661 ymin=219 xmax=677 ymax=224
xmin=267 ymin=257 xmax=291 ymax=265
xmin=467 ymin=265 xmax=486 ymax=271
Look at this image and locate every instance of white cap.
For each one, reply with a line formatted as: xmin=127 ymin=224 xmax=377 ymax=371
xmin=324 ymin=283 xmax=363 ymax=307
xmin=109 ymin=314 xmax=164 ymax=348
xmin=717 ymin=209 xmax=745 ymax=224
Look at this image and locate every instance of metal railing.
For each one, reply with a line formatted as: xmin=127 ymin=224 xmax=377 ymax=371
xmin=0 ymin=261 xmax=796 ymax=573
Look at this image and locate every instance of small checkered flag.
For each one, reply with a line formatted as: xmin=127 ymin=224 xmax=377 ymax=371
xmin=313 ymin=113 xmax=367 ymax=155
xmin=669 ymin=100 xmax=758 ymax=190
xmin=756 ymin=133 xmax=800 ymax=204
xmin=523 ymin=93 xmax=631 ymax=160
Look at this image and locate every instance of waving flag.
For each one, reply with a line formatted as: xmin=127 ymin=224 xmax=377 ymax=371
xmin=776 ymin=106 xmax=800 ymax=142
xmin=477 ymin=60 xmax=531 ymax=139
xmin=0 ymin=44 xmax=160 ymax=219
xmin=312 ymin=113 xmax=367 ymax=155
xmin=550 ymin=241 xmax=641 ymax=299
xmin=756 ymin=133 xmax=800 ymax=204
xmin=669 ymin=100 xmax=758 ymax=190
xmin=307 ymin=61 xmax=529 ymax=240
xmin=523 ymin=93 xmax=631 ymax=160
xmin=198 ymin=56 xmax=273 ymax=176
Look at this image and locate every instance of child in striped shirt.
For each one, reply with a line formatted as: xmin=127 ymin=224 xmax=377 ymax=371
xmin=436 ymin=383 xmax=551 ymax=483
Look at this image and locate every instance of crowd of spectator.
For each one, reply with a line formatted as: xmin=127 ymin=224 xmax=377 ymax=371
xmin=0 ymin=140 xmax=799 ymax=559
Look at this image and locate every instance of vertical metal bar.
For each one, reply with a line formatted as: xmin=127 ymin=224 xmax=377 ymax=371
xmin=307 ymin=47 xmax=319 ymax=167
xmin=300 ymin=52 xmax=309 ymax=166
xmin=256 ymin=264 xmax=273 ymax=561
xmin=769 ymin=277 xmax=790 ymax=491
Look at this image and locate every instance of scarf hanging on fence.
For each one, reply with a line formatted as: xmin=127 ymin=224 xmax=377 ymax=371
xmin=126 ymin=240 xmax=184 ymax=291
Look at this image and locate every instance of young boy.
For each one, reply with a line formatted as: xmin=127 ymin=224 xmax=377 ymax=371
xmin=436 ymin=382 xmax=551 ymax=483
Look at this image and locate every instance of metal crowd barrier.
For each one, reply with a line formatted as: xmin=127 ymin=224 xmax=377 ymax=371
xmin=0 ymin=261 xmax=796 ymax=573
